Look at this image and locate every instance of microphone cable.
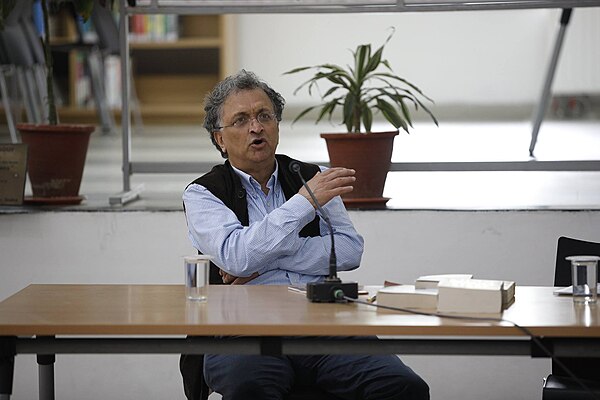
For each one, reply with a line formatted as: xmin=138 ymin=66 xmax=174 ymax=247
xmin=341 ymin=294 xmax=600 ymax=400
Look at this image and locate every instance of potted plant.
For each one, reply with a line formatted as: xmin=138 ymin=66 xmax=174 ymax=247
xmin=285 ymin=29 xmax=438 ymax=209
xmin=1 ymin=0 xmax=100 ymax=204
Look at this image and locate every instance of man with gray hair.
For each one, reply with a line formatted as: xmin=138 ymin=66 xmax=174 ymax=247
xmin=182 ymin=70 xmax=429 ymax=399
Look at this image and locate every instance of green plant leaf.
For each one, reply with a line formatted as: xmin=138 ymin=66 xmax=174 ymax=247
xmin=283 ymin=26 xmax=437 ymax=134
xmin=377 ymin=99 xmax=408 ymax=133
xmin=73 ymin=0 xmax=95 ymax=21
xmin=363 ymin=46 xmax=384 ymax=76
xmin=362 ymin=106 xmax=373 ymax=133
xmin=354 ymin=44 xmax=370 ymax=81
xmin=322 ymin=86 xmax=342 ymax=99
xmin=374 ymin=72 xmax=435 ymax=102
xmin=415 ymin=100 xmax=440 ymax=126
xmin=283 ymin=66 xmax=313 ymax=75
xmin=399 ymin=98 xmax=413 ymax=128
xmin=343 ymin=92 xmax=357 ymax=132
xmin=316 ymin=100 xmax=338 ymax=124
xmin=291 ymin=105 xmax=319 ymax=124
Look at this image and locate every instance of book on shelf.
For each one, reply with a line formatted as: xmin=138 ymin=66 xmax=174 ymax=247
xmin=437 ymin=279 xmax=515 ymax=314
xmin=74 ymin=52 xmax=93 ymax=108
xmin=129 ymin=14 xmax=179 ymax=42
xmin=104 ymin=55 xmax=122 ymax=108
xmin=414 ymin=273 xmax=473 ymax=289
xmin=376 ymin=285 xmax=438 ymax=311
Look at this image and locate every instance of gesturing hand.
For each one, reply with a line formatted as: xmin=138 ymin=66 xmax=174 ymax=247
xmin=298 ymin=167 xmax=355 ymax=208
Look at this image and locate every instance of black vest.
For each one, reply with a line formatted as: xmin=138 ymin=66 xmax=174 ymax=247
xmin=179 ymin=155 xmax=323 ymax=400
xmin=187 ymin=154 xmax=322 ymax=284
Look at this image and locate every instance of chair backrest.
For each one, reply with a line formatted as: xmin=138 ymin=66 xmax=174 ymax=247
xmin=0 ymin=36 xmax=10 ymax=65
xmin=554 ymin=236 xmax=600 ymax=286
xmin=90 ymin=0 xmax=120 ymax=55
xmin=4 ymin=0 xmax=29 ymax=27
xmin=20 ymin=8 xmax=46 ymax=65
xmin=1 ymin=0 xmax=37 ymax=66
xmin=0 ymin=25 xmax=36 ymax=66
xmin=551 ymin=236 xmax=600 ymax=381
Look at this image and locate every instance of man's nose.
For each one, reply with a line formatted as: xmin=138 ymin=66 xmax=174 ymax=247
xmin=248 ymin=117 xmax=263 ymax=132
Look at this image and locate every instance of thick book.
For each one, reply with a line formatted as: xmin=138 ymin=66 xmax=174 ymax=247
xmin=415 ymin=274 xmax=473 ymax=289
xmin=502 ymin=280 xmax=516 ymax=308
xmin=437 ymin=279 xmax=504 ymax=313
xmin=376 ymin=285 xmax=438 ymax=311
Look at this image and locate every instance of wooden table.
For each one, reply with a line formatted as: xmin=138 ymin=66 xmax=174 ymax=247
xmin=1 ymin=284 xmax=600 ymax=399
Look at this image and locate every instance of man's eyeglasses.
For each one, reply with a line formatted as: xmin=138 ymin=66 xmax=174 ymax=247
xmin=217 ymin=111 xmax=278 ymax=130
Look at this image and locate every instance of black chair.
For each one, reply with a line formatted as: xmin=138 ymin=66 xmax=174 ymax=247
xmin=553 ymin=236 xmax=600 ymax=290
xmin=542 ymin=236 xmax=600 ymax=399
xmin=180 ymin=262 xmax=337 ymax=400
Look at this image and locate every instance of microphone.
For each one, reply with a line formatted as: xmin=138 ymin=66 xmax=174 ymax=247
xmin=289 ymin=161 xmax=358 ymax=303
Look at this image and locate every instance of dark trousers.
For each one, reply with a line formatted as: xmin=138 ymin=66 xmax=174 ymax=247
xmin=204 ymin=338 xmax=429 ymax=400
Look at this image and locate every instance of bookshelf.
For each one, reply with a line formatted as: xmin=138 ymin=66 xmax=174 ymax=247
xmin=52 ymin=12 xmax=235 ymax=125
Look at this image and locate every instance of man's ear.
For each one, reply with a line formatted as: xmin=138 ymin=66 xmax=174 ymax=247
xmin=213 ymin=131 xmax=225 ymax=153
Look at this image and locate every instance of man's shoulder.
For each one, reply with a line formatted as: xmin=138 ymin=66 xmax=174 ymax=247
xmin=187 ymin=162 xmax=233 ymax=190
xmin=186 ymin=161 xmax=248 ymax=212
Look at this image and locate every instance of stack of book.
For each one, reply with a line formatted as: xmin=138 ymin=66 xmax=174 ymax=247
xmin=377 ymin=274 xmax=515 ymax=314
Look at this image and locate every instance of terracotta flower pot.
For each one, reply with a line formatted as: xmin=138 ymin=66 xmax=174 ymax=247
xmin=17 ymin=123 xmax=94 ymax=204
xmin=320 ymin=131 xmax=398 ymax=209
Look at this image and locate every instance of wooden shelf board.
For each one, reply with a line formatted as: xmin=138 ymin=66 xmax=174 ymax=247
xmin=130 ymin=37 xmax=221 ymax=50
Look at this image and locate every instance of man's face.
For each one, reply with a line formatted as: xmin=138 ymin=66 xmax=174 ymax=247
xmin=213 ymin=88 xmax=279 ymax=173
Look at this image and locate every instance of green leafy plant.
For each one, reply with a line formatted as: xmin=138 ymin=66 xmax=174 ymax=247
xmin=284 ymin=29 xmax=438 ymax=134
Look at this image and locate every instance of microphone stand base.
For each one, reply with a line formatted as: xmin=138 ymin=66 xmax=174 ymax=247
xmin=306 ymin=281 xmax=358 ymax=303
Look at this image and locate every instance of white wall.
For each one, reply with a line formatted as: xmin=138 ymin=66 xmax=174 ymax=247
xmin=233 ymin=8 xmax=600 ymax=108
xmin=2 ymin=210 xmax=600 ymax=399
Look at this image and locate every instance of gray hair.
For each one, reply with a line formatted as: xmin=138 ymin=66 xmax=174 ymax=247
xmin=203 ymin=70 xmax=285 ymax=158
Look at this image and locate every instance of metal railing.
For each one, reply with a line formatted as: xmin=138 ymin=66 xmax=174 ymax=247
xmin=110 ymin=0 xmax=600 ymax=205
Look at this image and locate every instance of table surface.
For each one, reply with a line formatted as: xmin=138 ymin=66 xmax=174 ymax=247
xmin=0 ymin=284 xmax=598 ymax=337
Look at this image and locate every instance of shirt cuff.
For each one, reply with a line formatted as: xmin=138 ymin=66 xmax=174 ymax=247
xmin=286 ymin=193 xmax=316 ymax=229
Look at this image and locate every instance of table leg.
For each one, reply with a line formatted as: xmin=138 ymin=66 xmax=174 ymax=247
xmin=0 ymin=337 xmax=16 ymax=400
xmin=0 ymin=356 xmax=13 ymax=400
xmin=37 ymin=354 xmax=55 ymax=400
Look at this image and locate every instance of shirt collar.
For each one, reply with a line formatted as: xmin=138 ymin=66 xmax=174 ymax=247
xmin=230 ymin=161 xmax=279 ymax=193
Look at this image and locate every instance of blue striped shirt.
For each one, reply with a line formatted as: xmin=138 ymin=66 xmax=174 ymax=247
xmin=182 ymin=161 xmax=364 ymax=285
